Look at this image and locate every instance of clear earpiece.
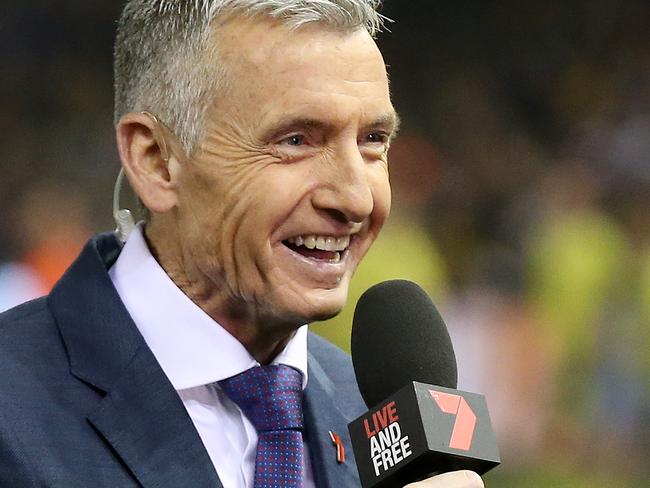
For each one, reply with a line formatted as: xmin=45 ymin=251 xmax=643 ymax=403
xmin=113 ymin=168 xmax=136 ymax=244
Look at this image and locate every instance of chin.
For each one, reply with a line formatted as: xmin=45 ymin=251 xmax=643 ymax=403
xmin=313 ymin=281 xmax=352 ymax=316
xmin=272 ymin=284 xmax=350 ymax=325
xmin=307 ymin=305 xmax=344 ymax=322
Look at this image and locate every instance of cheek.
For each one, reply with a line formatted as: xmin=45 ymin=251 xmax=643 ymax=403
xmin=181 ymin=154 xmax=274 ymax=229
xmin=177 ymin=161 xmax=273 ymax=271
xmin=369 ymin=166 xmax=392 ymax=228
xmin=182 ymin=160 xmax=310 ymax=275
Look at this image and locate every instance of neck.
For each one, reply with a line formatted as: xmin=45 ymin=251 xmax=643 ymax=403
xmin=212 ymin=307 xmax=298 ymax=364
xmin=143 ymin=221 xmax=297 ymax=364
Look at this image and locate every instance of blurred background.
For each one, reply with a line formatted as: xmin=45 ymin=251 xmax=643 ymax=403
xmin=1 ymin=1 xmax=648 ymax=486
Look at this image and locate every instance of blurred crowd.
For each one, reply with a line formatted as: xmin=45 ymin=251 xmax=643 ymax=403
xmin=1 ymin=2 xmax=648 ymax=487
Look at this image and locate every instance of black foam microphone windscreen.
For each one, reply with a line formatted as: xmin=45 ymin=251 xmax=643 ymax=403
xmin=349 ymin=280 xmax=500 ymax=487
xmin=351 ymin=279 xmax=458 ymax=408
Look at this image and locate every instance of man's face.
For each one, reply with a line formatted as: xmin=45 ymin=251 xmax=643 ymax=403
xmin=171 ymin=18 xmax=395 ymax=327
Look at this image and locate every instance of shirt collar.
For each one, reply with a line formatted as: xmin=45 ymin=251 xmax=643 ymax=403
xmin=108 ymin=225 xmax=309 ymax=390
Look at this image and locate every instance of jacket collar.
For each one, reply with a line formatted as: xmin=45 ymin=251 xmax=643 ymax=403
xmin=49 ymin=232 xmax=139 ymax=391
xmin=48 ymin=233 xmax=222 ymax=488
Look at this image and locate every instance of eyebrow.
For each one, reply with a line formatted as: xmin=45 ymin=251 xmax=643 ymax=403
xmin=261 ymin=110 xmax=401 ymax=142
xmin=260 ymin=117 xmax=329 ymax=142
xmin=363 ymin=111 xmax=401 ymax=140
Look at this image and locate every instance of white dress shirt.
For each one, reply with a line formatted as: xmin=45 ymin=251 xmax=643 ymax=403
xmin=108 ymin=226 xmax=316 ymax=488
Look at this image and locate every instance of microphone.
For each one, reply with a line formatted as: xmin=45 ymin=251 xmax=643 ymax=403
xmin=348 ymin=280 xmax=500 ymax=488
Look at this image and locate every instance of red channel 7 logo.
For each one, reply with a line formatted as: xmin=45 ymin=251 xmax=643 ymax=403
xmin=429 ymin=390 xmax=477 ymax=451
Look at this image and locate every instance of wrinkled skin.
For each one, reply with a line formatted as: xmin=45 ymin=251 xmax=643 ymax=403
xmin=120 ymin=17 xmax=397 ymax=362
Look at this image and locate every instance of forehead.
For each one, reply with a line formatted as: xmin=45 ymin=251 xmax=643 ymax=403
xmin=209 ymin=17 xmax=393 ymax=124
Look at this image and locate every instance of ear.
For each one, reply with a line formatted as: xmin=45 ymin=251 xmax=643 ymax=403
xmin=115 ymin=112 xmax=179 ymax=214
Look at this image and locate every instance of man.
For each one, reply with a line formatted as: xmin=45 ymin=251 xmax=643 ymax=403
xmin=0 ymin=1 xmax=483 ymax=487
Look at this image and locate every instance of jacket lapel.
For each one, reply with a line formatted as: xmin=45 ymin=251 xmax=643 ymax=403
xmin=304 ymin=352 xmax=361 ymax=488
xmin=49 ymin=233 xmax=221 ymax=488
xmin=87 ymin=345 xmax=223 ymax=488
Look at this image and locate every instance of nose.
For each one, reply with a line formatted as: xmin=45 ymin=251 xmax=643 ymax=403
xmin=311 ymin=142 xmax=375 ymax=223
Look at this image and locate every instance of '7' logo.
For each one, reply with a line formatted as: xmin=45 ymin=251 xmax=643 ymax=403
xmin=429 ymin=390 xmax=477 ymax=451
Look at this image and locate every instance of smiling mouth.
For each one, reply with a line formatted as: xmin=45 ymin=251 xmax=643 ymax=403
xmin=282 ymin=234 xmax=351 ymax=263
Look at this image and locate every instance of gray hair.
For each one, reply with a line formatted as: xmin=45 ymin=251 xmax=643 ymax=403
xmin=114 ymin=0 xmax=387 ymax=154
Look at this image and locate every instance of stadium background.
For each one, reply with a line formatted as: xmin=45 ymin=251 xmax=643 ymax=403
xmin=1 ymin=2 xmax=648 ymax=486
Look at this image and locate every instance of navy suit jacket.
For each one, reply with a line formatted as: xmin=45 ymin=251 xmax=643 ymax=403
xmin=0 ymin=233 xmax=366 ymax=487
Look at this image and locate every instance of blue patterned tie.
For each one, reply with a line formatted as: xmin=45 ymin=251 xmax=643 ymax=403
xmin=219 ymin=365 xmax=304 ymax=487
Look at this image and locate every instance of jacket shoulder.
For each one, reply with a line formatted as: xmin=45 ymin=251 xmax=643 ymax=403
xmin=0 ymin=296 xmax=69 ymax=380
xmin=307 ymin=332 xmax=353 ymax=369
xmin=307 ymin=332 xmax=365 ymax=411
xmin=0 ymin=297 xmax=53 ymax=336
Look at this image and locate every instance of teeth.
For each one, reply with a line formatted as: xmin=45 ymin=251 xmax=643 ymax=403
xmin=336 ymin=236 xmax=350 ymax=250
xmin=286 ymin=234 xmax=351 ymax=252
xmin=330 ymin=251 xmax=341 ymax=263
xmin=304 ymin=236 xmax=317 ymax=249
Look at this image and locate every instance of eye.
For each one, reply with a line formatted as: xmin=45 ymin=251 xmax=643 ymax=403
xmin=364 ymin=132 xmax=390 ymax=144
xmin=280 ymin=134 xmax=306 ymax=146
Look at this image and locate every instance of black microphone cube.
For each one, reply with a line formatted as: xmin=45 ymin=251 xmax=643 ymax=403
xmin=348 ymin=382 xmax=500 ymax=488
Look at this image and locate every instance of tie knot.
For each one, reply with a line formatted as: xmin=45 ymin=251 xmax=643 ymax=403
xmin=218 ymin=365 xmax=304 ymax=433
